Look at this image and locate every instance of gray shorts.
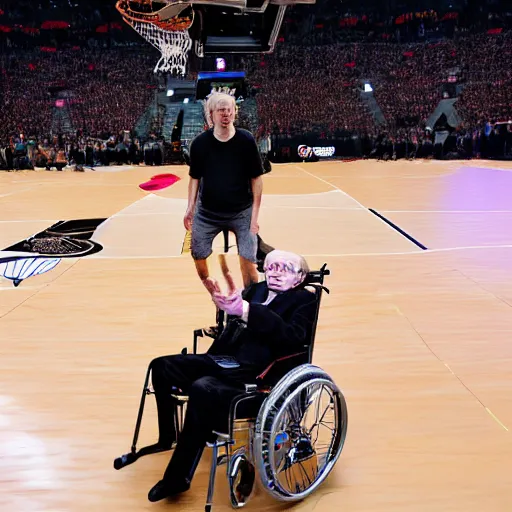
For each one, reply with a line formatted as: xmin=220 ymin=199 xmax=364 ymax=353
xmin=191 ymin=204 xmax=257 ymax=262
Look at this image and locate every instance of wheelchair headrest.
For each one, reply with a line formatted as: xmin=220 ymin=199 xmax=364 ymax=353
xmin=301 ymin=263 xmax=330 ymax=293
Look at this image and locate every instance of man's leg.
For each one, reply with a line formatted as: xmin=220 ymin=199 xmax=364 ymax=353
xmin=239 ymin=256 xmax=259 ymax=288
xmin=149 ymin=375 xmax=245 ymax=501
xmin=193 ymin=258 xmax=220 ymax=294
xmin=229 ymin=207 xmax=259 ymax=288
xmin=150 ymin=354 xmax=222 ymax=446
xmin=191 ymin=208 xmax=222 ymax=294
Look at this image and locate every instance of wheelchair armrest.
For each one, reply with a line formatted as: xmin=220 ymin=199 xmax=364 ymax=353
xmin=186 ymin=327 xmax=219 ymax=356
xmin=255 ymin=351 xmax=309 ymax=387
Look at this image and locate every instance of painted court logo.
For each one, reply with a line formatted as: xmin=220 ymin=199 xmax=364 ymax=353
xmin=0 ymin=219 xmax=106 ymax=287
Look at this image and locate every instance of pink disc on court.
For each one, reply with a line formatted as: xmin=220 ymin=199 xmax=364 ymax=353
xmin=139 ymin=174 xmax=180 ymax=191
xmin=151 ymin=173 xmax=177 ymax=180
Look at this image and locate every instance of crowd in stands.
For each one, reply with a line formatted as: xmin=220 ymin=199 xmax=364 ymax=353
xmin=1 ymin=47 xmax=157 ymax=139
xmin=455 ymin=33 xmax=512 ymax=131
xmin=247 ymin=44 xmax=376 ymax=140
xmin=357 ymin=40 xmax=458 ymax=132
xmin=0 ymin=45 xmax=162 ymax=169
xmin=1 ymin=0 xmax=511 ymax=167
xmin=243 ymin=28 xmax=512 ymax=159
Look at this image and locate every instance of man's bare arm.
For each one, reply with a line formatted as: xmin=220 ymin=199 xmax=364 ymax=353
xmin=184 ymin=177 xmax=199 ymax=230
xmin=250 ymin=176 xmax=263 ymax=233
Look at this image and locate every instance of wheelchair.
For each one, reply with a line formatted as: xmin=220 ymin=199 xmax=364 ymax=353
xmin=114 ymin=264 xmax=348 ymax=510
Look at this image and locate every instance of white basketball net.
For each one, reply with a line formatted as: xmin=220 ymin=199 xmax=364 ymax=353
xmin=132 ymin=21 xmax=192 ymax=75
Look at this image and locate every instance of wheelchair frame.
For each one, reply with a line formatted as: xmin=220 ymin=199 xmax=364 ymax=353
xmin=114 ymin=264 xmax=347 ymax=510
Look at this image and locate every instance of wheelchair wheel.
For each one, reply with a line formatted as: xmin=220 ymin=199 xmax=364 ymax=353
xmin=253 ymin=364 xmax=347 ymax=502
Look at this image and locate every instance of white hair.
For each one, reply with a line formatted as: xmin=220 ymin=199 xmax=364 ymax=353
xmin=264 ymin=250 xmax=310 ymax=275
xmin=204 ymin=92 xmax=237 ymax=128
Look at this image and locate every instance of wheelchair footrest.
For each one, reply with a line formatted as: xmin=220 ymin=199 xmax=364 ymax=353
xmin=113 ymin=451 xmax=138 ymax=470
xmin=113 ymin=442 xmax=175 ymax=470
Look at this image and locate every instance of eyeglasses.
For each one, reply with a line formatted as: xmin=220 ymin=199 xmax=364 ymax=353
xmin=263 ymin=262 xmax=302 ymax=274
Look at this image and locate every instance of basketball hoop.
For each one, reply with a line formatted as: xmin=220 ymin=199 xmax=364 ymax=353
xmin=116 ymin=0 xmax=194 ymax=75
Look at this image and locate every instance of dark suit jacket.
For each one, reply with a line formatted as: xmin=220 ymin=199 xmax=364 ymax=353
xmin=207 ymin=281 xmax=318 ymax=372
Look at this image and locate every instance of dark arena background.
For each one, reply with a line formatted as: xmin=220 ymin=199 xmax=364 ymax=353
xmin=1 ymin=1 xmax=512 ymax=511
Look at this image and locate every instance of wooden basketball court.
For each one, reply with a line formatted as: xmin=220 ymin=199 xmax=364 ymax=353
xmin=1 ymin=159 xmax=511 ymax=511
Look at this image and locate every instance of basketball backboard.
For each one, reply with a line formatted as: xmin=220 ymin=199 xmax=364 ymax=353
xmin=122 ymin=0 xmax=316 ymax=56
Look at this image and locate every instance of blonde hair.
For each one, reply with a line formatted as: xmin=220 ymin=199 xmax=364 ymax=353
xmin=204 ymin=92 xmax=237 ymax=128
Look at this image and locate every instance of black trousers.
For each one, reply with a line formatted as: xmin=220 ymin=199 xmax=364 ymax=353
xmin=150 ymin=354 xmax=258 ymax=485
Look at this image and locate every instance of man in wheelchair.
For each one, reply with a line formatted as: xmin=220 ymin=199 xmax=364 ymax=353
xmin=146 ymin=249 xmax=318 ymax=502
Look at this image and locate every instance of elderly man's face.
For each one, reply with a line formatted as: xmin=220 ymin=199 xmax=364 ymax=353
xmin=264 ymin=252 xmax=305 ymax=292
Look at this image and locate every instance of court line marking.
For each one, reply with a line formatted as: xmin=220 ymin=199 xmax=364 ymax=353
xmin=368 ymin=209 xmax=428 ymax=250
xmin=454 ymin=266 xmax=512 ymax=309
xmin=0 ymin=259 xmax=81 ymax=320
xmin=414 ymin=324 xmax=508 ymax=432
xmin=10 ymin=180 xmax=65 ymax=184
xmin=11 ymin=181 xmax=140 ymax=187
xmin=0 ymin=285 xmax=46 ymax=291
xmin=92 ymin=194 xmax=151 ymax=231
xmin=108 ymin=206 xmax=365 ymax=217
xmin=315 ymin=174 xmax=456 ymax=179
xmin=464 ymin=166 xmax=512 ymax=173
xmin=84 ymin=254 xmax=184 ymax=260
xmin=381 ymin=210 xmax=512 ymax=214
xmin=486 ymin=408 xmax=509 ymax=432
xmin=261 ymin=175 xmax=309 ymax=178
xmin=311 ymin=160 xmax=512 ymax=178
xmin=294 ymin=165 xmax=350 ymax=195
xmin=85 ymin=244 xmax=512 ymax=260
xmin=0 ymin=185 xmax=42 ymax=198
xmin=2 ymin=208 xmax=512 ymax=224
xmin=0 ymin=219 xmax=59 ymax=223
xmin=401 ymin=306 xmax=510 ymax=433
xmin=0 ymin=207 xmax=365 ymax=222
xmin=295 ymin=165 xmax=425 ymax=251
xmin=150 ymin=189 xmax=344 ymax=199
xmin=6 ymin=245 xmax=509 ymax=262
xmin=301 ymin=245 xmax=512 ymax=256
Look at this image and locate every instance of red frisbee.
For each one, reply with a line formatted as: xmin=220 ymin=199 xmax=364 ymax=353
xmin=139 ymin=174 xmax=180 ymax=191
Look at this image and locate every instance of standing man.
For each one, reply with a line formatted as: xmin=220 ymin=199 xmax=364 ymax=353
xmin=184 ymin=92 xmax=264 ymax=295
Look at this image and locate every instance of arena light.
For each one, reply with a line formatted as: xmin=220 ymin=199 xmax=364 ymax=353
xmin=183 ymin=98 xmax=189 ymax=104
xmin=216 ymin=58 xmax=226 ymax=71
xmin=167 ymin=89 xmax=175 ymax=97
xmin=363 ymin=83 xmax=373 ymax=93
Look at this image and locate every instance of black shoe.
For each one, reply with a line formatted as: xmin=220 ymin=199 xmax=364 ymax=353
xmin=148 ymin=479 xmax=190 ymax=502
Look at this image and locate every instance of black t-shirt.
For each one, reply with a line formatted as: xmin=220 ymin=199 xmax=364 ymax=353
xmin=189 ymin=128 xmax=264 ymax=213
